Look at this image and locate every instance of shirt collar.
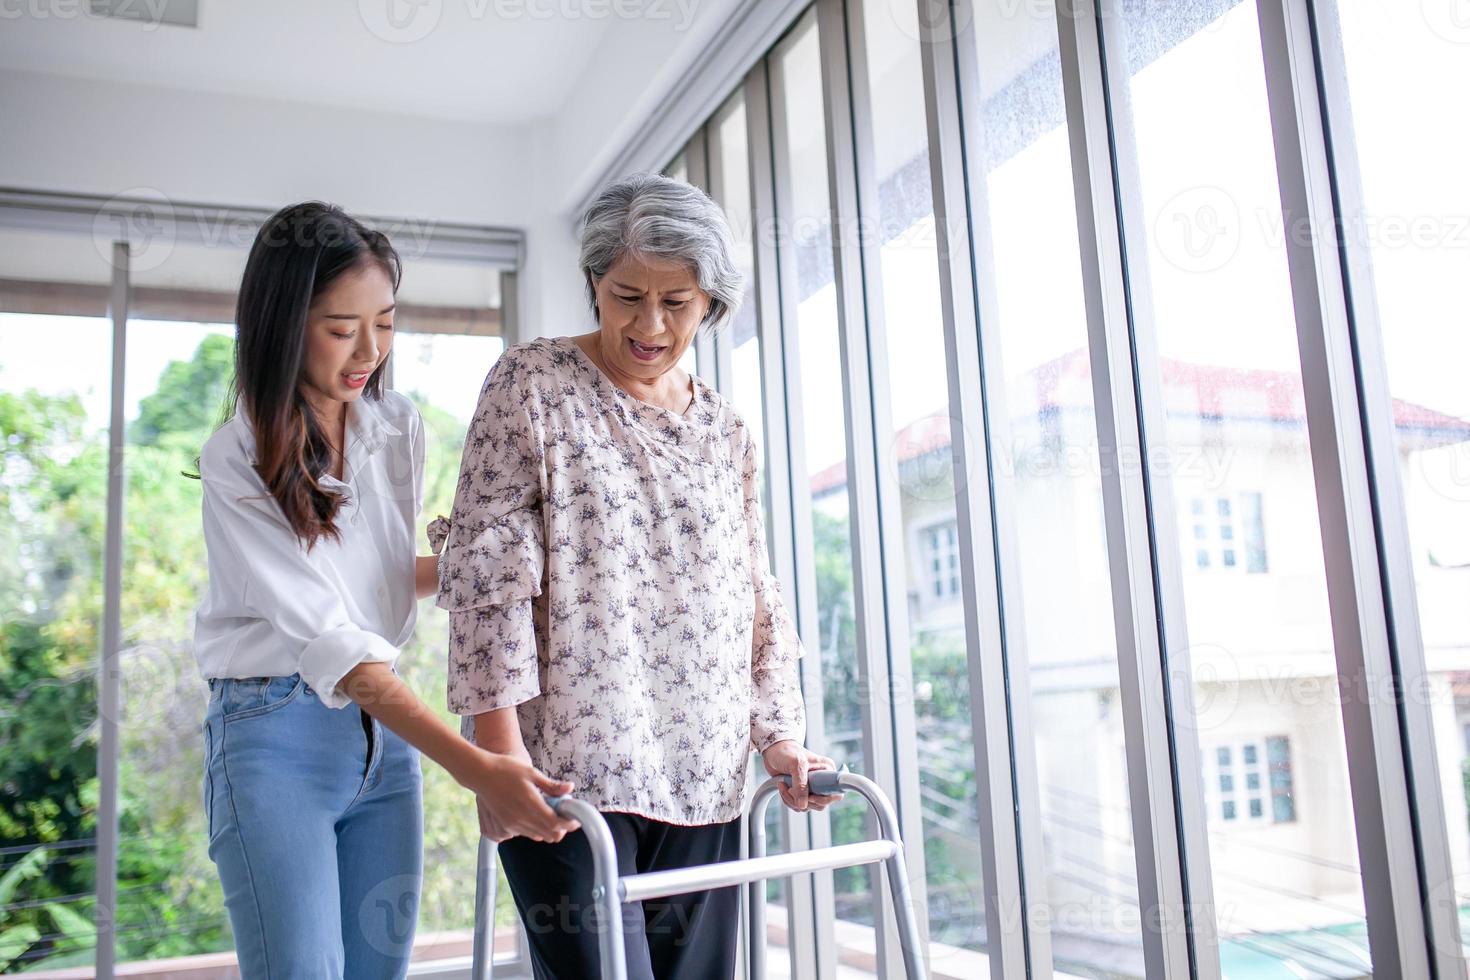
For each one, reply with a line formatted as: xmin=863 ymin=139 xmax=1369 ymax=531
xmin=343 ymin=391 xmax=402 ymax=458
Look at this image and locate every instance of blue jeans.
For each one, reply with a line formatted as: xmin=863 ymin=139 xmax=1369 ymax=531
xmin=203 ymin=673 xmax=423 ymax=979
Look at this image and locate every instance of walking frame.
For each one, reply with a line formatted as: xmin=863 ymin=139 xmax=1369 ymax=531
xmin=469 ymin=769 xmax=928 ymax=980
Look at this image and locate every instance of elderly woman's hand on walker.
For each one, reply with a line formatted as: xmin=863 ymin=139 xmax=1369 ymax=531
xmin=761 ymin=740 xmax=842 ymax=813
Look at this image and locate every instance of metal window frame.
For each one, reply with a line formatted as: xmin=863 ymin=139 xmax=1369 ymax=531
xmin=816 ymin=0 xmax=940 ymax=975
xmin=1053 ymin=2 xmax=1219 ymax=977
xmin=682 ymin=126 xmax=723 ymax=381
xmin=1304 ymin=2 xmax=1468 ymax=969
xmin=704 ymin=94 xmax=742 ymax=399
xmin=95 ymin=241 xmax=129 ymax=980
xmin=0 ymin=188 xmax=525 ymax=268
xmin=914 ymin=0 xmax=1072 ymax=975
xmin=1255 ymin=2 xmax=1464 ymax=974
xmin=7 ymin=214 xmax=524 ymax=979
xmin=1083 ymin=0 xmax=1227 ymax=972
xmin=750 ymin=42 xmax=837 ymax=980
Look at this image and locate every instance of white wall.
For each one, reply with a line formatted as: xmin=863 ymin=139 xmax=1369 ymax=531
xmin=0 ymin=67 xmax=594 ymax=339
xmin=0 ymin=0 xmax=743 ymax=344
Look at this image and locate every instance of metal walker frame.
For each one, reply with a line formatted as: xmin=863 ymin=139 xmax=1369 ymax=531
xmin=469 ymin=769 xmax=927 ymax=980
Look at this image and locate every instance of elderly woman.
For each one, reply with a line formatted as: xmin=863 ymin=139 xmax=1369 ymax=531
xmin=428 ymin=173 xmax=837 ymax=979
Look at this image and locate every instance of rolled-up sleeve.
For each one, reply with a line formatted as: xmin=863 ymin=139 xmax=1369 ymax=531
xmin=199 ymin=461 xmax=399 ymax=709
xmin=433 ymin=352 xmax=547 ymax=716
xmin=740 ymin=428 xmax=808 ymax=753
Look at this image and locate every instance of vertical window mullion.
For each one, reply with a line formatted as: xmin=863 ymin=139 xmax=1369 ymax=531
xmin=913 ymin=0 xmax=1048 ymax=976
xmin=684 ymin=128 xmax=721 ymax=379
xmin=1256 ymin=1 xmax=1456 ymax=974
xmin=754 ymin=48 xmax=840 ymax=980
xmin=842 ymin=0 xmax=942 ymax=951
xmin=814 ymin=0 xmax=929 ymax=972
xmin=1054 ymin=2 xmax=1209 ymax=977
xmin=96 ymin=240 xmax=129 ymax=980
xmin=1304 ymin=6 xmax=1469 ymax=968
xmin=705 ymin=114 xmax=735 ymax=398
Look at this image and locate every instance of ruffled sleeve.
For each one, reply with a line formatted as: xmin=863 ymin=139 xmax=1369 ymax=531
xmin=434 ymin=350 xmax=547 ymax=715
xmin=740 ymin=425 xmax=808 ymax=752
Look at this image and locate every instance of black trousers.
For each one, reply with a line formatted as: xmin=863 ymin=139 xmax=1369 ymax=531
xmin=498 ymin=812 xmax=742 ymax=980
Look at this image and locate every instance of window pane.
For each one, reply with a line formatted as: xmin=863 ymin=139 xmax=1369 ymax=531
xmin=712 ymin=89 xmax=795 ymax=971
xmin=121 ymin=316 xmax=237 ymax=963
xmin=774 ymin=8 xmax=875 ymax=939
xmin=1114 ymin=0 xmax=1371 ymax=967
xmin=967 ymin=1 xmax=1146 ymax=973
xmin=858 ymin=0 xmax=984 ymax=967
xmin=1 ymin=308 xmax=111 ymax=973
xmin=1327 ymin=0 xmax=1470 ymax=945
xmin=394 ymin=331 xmax=523 ymax=951
xmin=389 ymin=266 xmax=525 ymax=960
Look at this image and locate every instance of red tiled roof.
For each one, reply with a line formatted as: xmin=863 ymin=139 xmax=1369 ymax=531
xmin=809 ymin=349 xmax=1470 ymax=495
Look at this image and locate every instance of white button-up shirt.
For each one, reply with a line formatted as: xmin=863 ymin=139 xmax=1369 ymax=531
xmin=193 ymin=389 xmax=425 ymax=708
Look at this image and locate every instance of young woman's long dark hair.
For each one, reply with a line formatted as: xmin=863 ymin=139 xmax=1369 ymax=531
xmin=231 ymin=201 xmax=401 ymax=549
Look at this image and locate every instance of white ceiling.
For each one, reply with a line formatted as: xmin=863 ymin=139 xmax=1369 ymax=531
xmin=0 ymin=0 xmax=706 ymax=124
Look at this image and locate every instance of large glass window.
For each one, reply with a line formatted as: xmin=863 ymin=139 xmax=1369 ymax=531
xmin=967 ymin=1 xmax=1146 ymax=974
xmin=1 ymin=305 xmax=111 ymax=973
xmin=0 ymin=227 xmax=118 ymax=973
xmin=857 ymin=0 xmax=986 ymax=968
xmin=384 ymin=258 xmax=520 ymax=960
xmin=1113 ymin=0 xmax=1371 ymax=969
xmin=709 ymin=88 xmax=799 ymax=973
xmin=0 ymin=227 xmax=521 ymax=972
xmin=773 ymin=8 xmax=876 ymax=942
xmin=1326 ymin=0 xmax=1470 ymax=947
xmin=120 ymin=314 xmax=238 ymax=964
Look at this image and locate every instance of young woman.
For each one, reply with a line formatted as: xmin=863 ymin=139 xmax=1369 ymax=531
xmin=193 ymin=202 xmax=580 ymax=979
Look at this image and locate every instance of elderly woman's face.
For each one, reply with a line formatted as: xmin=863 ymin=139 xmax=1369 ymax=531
xmin=593 ymin=253 xmax=710 ymax=380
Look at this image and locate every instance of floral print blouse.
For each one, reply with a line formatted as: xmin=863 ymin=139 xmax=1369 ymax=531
xmin=427 ymin=335 xmax=806 ymax=825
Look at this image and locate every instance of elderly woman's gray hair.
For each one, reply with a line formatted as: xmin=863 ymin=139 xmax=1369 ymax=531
xmin=579 ymin=172 xmax=745 ymax=332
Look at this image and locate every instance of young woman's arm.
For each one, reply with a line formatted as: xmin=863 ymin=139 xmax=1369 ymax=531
xmin=198 ymin=449 xmax=574 ymax=842
xmin=341 ymin=662 xmax=578 ymax=842
xmin=414 ymin=554 xmax=439 ymax=600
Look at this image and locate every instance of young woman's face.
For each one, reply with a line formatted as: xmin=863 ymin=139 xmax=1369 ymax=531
xmin=301 ymin=261 xmax=396 ymax=416
xmin=592 ymin=253 xmax=710 ymax=382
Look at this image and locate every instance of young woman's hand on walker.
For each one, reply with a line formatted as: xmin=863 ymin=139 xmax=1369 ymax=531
xmin=470 ymin=707 xmax=581 ymax=844
xmin=338 ymin=662 xmax=580 ymax=843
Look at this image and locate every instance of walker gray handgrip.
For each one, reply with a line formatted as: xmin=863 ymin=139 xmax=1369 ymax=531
xmin=777 ymin=770 xmax=845 ymax=797
xmin=542 ymin=793 xmax=574 ymax=811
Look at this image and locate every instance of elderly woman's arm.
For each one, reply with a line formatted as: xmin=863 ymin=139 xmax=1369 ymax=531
xmin=430 ymin=350 xmax=557 ymax=835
